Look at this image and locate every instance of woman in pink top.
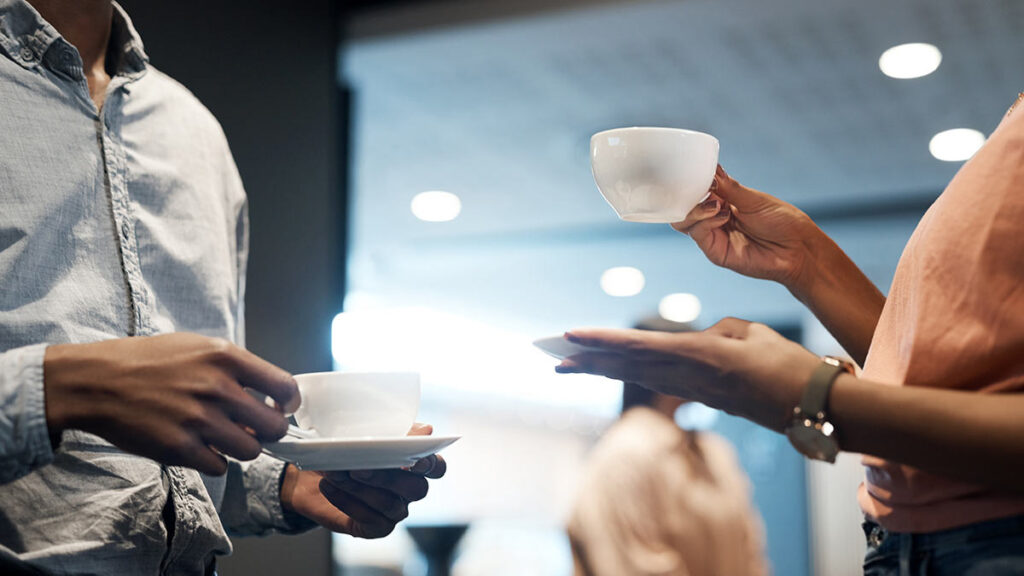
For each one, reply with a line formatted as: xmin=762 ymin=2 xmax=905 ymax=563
xmin=556 ymin=93 xmax=1024 ymax=575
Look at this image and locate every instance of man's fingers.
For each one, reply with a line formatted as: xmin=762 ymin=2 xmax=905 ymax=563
xmin=188 ymin=444 xmax=229 ymax=476
xmin=319 ymin=478 xmax=400 ymax=533
xmin=408 ymin=423 xmax=433 ymax=436
xmin=198 ymin=414 xmax=264 ymax=461
xmin=348 ymin=469 xmax=430 ymax=502
xmin=220 ymin=388 xmax=290 ymax=442
xmin=409 ymin=454 xmax=446 ymax=479
xmin=322 ymin=475 xmax=412 ymax=523
xmin=218 ymin=345 xmax=300 ymax=413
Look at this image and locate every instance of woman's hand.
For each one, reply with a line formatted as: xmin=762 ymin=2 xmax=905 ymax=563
xmin=673 ymin=166 xmax=825 ymax=291
xmin=674 ymin=166 xmax=886 ymax=365
xmin=555 ymin=319 xmax=821 ymax=432
xmin=280 ymin=423 xmax=447 ymax=539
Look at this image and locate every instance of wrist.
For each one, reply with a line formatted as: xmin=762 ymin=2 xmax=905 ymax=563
xmin=42 ymin=342 xmax=108 ymax=436
xmin=788 ymin=229 xmax=856 ymax=305
xmin=279 ymin=463 xmax=301 ymax=513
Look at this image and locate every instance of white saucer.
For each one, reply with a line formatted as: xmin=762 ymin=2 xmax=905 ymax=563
xmin=262 ymin=435 xmax=460 ymax=471
xmin=532 ymin=335 xmax=603 ymax=360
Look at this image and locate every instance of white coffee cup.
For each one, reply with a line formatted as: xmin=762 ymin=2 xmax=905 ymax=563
xmin=292 ymin=371 xmax=420 ymax=438
xmin=590 ymin=127 xmax=719 ymax=223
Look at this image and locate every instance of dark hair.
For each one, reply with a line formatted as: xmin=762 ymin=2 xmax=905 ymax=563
xmin=619 ymin=315 xmax=696 ymax=414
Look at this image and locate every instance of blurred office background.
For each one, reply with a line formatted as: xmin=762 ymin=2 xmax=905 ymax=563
xmin=121 ymin=0 xmax=1023 ymax=574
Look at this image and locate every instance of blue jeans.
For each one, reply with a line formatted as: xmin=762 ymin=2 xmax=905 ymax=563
xmin=863 ymin=515 xmax=1024 ymax=576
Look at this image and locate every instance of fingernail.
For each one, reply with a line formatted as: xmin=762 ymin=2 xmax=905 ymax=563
xmin=704 ymin=199 xmax=721 ymax=212
xmin=351 ymin=470 xmax=373 ymax=481
xmin=555 ymin=365 xmax=578 ymax=374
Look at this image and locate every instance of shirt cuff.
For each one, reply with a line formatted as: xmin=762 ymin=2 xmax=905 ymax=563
xmin=221 ymin=454 xmax=318 ymax=536
xmin=0 ymin=343 xmax=55 ymax=484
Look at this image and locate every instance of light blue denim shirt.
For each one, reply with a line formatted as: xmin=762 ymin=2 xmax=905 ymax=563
xmin=0 ymin=2 xmax=311 ymax=574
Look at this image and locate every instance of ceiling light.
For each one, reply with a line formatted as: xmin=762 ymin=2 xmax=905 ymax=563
xmin=600 ymin=267 xmax=645 ymax=297
xmin=411 ymin=191 xmax=461 ymax=222
xmin=658 ymin=293 xmax=702 ymax=323
xmin=878 ymin=43 xmax=942 ymax=79
xmin=929 ymin=128 xmax=985 ymax=162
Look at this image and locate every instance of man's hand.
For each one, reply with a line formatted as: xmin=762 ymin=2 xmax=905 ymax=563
xmin=280 ymin=423 xmax=447 ymax=539
xmin=43 ymin=333 xmax=299 ymax=475
xmin=556 ymin=319 xmax=821 ymax=431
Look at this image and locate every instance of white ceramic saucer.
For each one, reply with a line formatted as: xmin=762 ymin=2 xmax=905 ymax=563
xmin=532 ymin=335 xmax=603 ymax=360
xmin=262 ymin=435 xmax=460 ymax=471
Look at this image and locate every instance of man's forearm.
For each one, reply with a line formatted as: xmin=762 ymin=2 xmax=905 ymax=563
xmin=789 ymin=232 xmax=886 ymax=365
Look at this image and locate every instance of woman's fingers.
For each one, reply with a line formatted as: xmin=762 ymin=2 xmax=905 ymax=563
xmin=672 ymin=193 xmax=727 ymax=234
xmin=709 ymin=165 xmax=775 ymax=212
xmin=704 ymin=317 xmax=754 ymax=339
xmin=556 ymin=352 xmax=674 ymax=382
xmin=565 ymin=328 xmax=710 ymax=359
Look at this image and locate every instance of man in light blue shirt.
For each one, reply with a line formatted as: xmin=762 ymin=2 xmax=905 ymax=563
xmin=0 ymin=1 xmax=444 ymax=573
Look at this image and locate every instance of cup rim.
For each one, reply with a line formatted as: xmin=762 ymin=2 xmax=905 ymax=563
xmin=590 ymin=126 xmax=719 ymax=145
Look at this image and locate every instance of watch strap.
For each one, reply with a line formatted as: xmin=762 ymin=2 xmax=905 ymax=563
xmin=798 ymin=362 xmax=845 ymax=419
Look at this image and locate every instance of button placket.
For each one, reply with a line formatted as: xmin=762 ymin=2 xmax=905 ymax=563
xmin=100 ymin=90 xmax=152 ymax=336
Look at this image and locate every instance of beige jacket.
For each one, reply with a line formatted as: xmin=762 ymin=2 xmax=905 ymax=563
xmin=568 ymin=407 xmax=768 ymax=576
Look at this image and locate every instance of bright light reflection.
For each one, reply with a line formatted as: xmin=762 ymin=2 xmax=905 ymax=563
xmin=600 ymin=266 xmax=645 ymax=297
xmin=878 ymin=43 xmax=942 ymax=79
xmin=411 ymin=191 xmax=462 ymax=222
xmin=331 ymin=307 xmax=620 ymax=415
xmin=929 ymin=128 xmax=985 ymax=162
xmin=658 ymin=293 xmax=702 ymax=323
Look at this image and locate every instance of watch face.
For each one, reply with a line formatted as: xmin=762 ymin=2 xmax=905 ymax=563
xmin=786 ymin=423 xmax=840 ymax=462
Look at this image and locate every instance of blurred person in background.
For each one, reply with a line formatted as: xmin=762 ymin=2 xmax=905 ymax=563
xmin=0 ymin=1 xmax=444 ymax=574
xmin=557 ymin=94 xmax=1024 ymax=575
xmin=567 ymin=320 xmax=768 ymax=576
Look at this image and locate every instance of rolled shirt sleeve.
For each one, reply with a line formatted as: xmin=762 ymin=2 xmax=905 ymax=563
xmin=0 ymin=344 xmax=54 ymax=484
xmin=218 ymin=454 xmax=318 ymax=537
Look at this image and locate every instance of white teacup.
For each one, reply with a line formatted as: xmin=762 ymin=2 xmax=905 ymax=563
xmin=591 ymin=127 xmax=719 ymax=223
xmin=292 ymin=371 xmax=420 ymax=439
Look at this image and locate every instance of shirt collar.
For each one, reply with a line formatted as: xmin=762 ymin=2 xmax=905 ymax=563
xmin=0 ymin=0 xmax=147 ymax=78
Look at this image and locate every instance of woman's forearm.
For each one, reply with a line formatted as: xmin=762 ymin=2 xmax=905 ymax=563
xmin=831 ymin=374 xmax=1024 ymax=491
xmin=789 ymin=232 xmax=886 ymax=365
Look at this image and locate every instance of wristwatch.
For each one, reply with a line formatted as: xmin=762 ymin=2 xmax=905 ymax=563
xmin=784 ymin=356 xmax=855 ymax=463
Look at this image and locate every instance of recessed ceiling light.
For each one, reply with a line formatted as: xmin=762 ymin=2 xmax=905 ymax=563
xmin=878 ymin=43 xmax=942 ymax=79
xmin=929 ymin=128 xmax=985 ymax=162
xmin=658 ymin=293 xmax=702 ymax=323
xmin=600 ymin=267 xmax=645 ymax=297
xmin=411 ymin=191 xmax=461 ymax=222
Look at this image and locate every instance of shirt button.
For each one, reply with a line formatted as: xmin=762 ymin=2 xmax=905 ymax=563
xmin=19 ymin=46 xmax=34 ymax=61
xmin=121 ymin=222 xmax=131 ymax=240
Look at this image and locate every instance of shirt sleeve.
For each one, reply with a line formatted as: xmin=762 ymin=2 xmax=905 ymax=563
xmin=218 ymin=454 xmax=318 ymax=537
xmin=0 ymin=343 xmax=55 ymax=484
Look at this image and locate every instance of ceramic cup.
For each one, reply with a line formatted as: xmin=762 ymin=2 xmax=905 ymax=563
xmin=292 ymin=371 xmax=420 ymax=438
xmin=590 ymin=127 xmax=719 ymax=223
